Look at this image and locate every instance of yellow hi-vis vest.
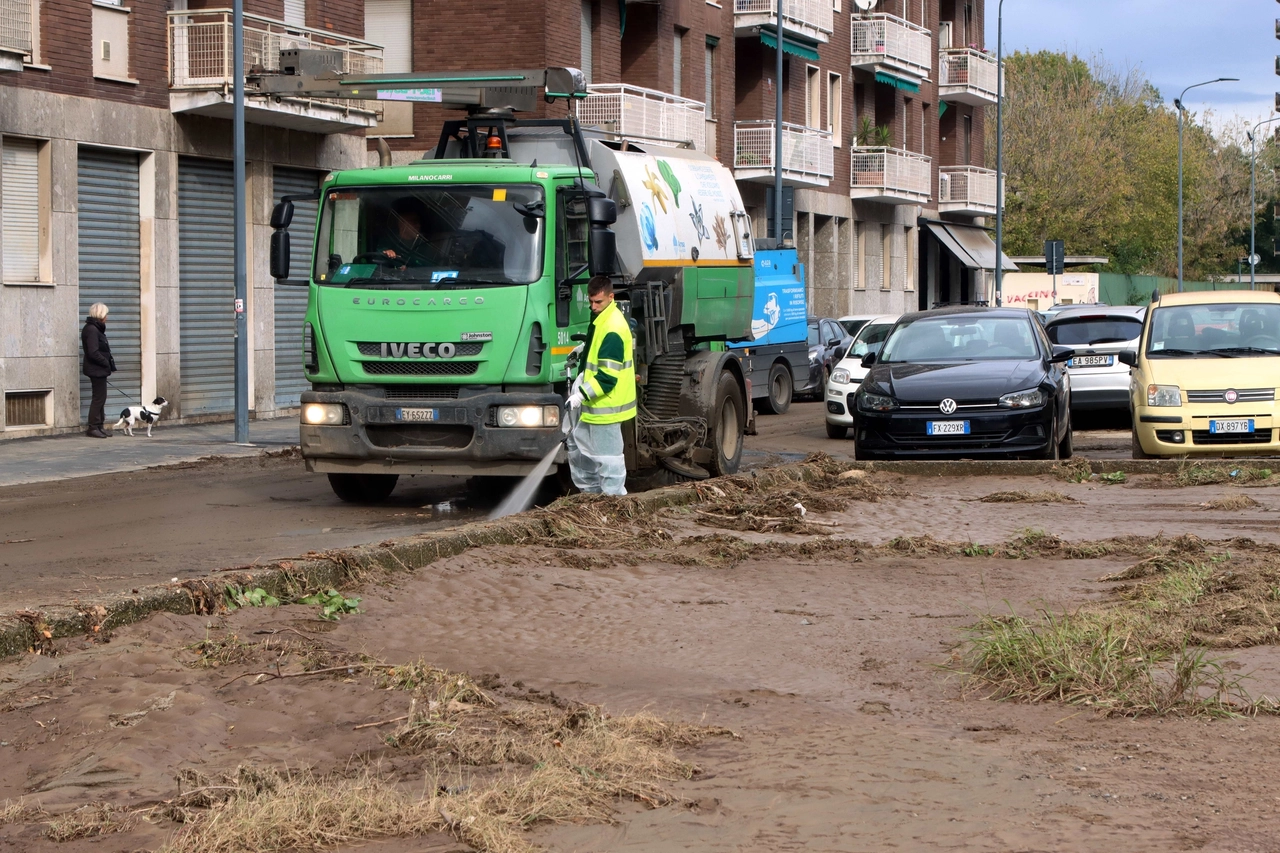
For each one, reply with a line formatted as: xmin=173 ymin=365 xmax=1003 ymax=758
xmin=580 ymin=300 xmax=637 ymax=424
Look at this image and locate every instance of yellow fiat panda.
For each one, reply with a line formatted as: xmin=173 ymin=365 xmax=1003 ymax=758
xmin=1124 ymin=290 xmax=1280 ymax=458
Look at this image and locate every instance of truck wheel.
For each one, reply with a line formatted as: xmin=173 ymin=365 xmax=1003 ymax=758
xmin=328 ymin=473 xmax=398 ymax=504
xmin=706 ymin=370 xmax=745 ymax=477
xmin=757 ymin=362 xmax=793 ymax=415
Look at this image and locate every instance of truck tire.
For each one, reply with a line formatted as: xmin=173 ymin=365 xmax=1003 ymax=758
xmin=328 ymin=473 xmax=398 ymax=504
xmin=706 ymin=370 xmax=745 ymax=477
xmin=757 ymin=361 xmax=793 ymax=415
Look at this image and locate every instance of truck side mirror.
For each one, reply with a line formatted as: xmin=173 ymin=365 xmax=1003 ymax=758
xmin=588 ymin=229 xmax=618 ymax=277
xmin=587 ymin=196 xmax=617 ymax=225
xmin=270 ymin=230 xmax=291 ymax=280
xmin=270 ymin=199 xmax=294 ymax=229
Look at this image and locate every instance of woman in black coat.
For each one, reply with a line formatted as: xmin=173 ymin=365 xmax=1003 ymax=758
xmin=81 ymin=302 xmax=116 ymax=438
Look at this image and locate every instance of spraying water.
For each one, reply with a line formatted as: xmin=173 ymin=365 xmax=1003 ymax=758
xmin=489 ymin=442 xmax=561 ymax=520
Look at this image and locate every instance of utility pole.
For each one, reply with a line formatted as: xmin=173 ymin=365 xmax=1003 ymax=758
xmin=233 ymin=0 xmax=248 ymax=444
xmin=774 ymin=0 xmax=784 ymax=251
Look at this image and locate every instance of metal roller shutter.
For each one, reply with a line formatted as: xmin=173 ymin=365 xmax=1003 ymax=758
xmin=178 ymin=157 xmax=236 ymax=415
xmin=272 ymin=167 xmax=321 ymax=407
xmin=77 ymin=148 xmax=142 ymax=422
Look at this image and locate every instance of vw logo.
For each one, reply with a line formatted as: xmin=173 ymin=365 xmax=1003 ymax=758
xmin=939 ymin=398 xmax=958 ymax=415
xmin=1224 ymin=389 xmax=1238 ymax=404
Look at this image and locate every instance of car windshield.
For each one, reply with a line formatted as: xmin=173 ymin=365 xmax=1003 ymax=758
xmin=312 ymin=184 xmax=544 ymax=287
xmin=839 ymin=317 xmax=870 ymax=336
xmin=847 ymin=322 xmax=894 ymax=358
xmin=1147 ymin=303 xmax=1280 ymax=356
xmin=880 ymin=316 xmax=1039 ymax=362
xmin=1046 ymin=316 xmax=1142 ymax=346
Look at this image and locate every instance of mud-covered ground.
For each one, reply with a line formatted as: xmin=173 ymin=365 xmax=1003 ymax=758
xmin=5 ymin=463 xmax=1280 ymax=851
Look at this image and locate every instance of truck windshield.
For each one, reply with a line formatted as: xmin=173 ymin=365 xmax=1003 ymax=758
xmin=313 ymin=185 xmax=544 ymax=287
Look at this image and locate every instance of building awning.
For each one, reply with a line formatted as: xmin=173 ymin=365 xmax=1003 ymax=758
xmin=760 ymin=30 xmax=821 ymax=62
xmin=875 ymin=71 xmax=921 ymax=93
xmin=926 ymin=221 xmax=1018 ymax=271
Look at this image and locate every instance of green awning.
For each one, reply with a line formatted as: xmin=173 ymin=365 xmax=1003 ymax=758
xmin=875 ymin=71 xmax=920 ymax=93
xmin=938 ymin=101 xmax=948 ymax=117
xmin=760 ymin=31 xmax=820 ymax=62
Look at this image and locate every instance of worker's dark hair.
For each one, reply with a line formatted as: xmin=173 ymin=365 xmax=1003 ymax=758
xmin=587 ymin=275 xmax=613 ymax=298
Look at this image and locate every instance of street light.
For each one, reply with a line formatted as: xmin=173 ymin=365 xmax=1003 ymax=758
xmin=995 ymin=0 xmax=1007 ymax=307
xmin=1247 ymin=116 xmax=1280 ymax=290
xmin=1175 ymin=77 xmax=1237 ymax=291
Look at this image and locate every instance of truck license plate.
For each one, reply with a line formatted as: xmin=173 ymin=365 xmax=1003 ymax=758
xmin=926 ymin=420 xmax=970 ymax=435
xmin=1209 ymin=419 xmax=1253 ymax=434
xmin=1070 ymin=355 xmax=1113 ymax=367
xmin=396 ymin=408 xmax=438 ymax=423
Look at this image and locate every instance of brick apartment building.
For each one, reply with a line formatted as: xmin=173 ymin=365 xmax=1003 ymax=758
xmin=0 ymin=0 xmax=1003 ymax=438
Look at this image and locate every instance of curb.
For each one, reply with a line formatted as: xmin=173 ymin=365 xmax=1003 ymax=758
xmin=0 ymin=464 xmax=826 ymax=662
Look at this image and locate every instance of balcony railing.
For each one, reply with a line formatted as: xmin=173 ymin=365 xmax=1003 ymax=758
xmin=850 ymin=14 xmax=931 ymax=83
xmin=734 ymin=122 xmax=834 ymax=187
xmin=850 ymin=147 xmax=931 ymax=204
xmin=938 ymin=48 xmax=999 ymax=106
xmin=734 ymin=0 xmax=834 ymax=44
xmin=938 ymin=166 xmax=998 ymax=216
xmin=168 ymin=10 xmax=383 ymax=126
xmin=577 ymin=84 xmax=706 ymax=150
xmin=1 ymin=0 xmax=33 ymax=60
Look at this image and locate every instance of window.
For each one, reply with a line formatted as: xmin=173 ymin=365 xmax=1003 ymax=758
xmin=903 ymin=97 xmax=914 ymax=151
xmin=806 ymin=65 xmax=821 ymax=129
xmin=673 ymin=29 xmax=683 ymax=96
xmin=854 ymin=222 xmax=865 ymax=290
xmin=91 ymin=2 xmax=131 ymax=81
xmin=704 ymin=36 xmax=717 ymax=113
xmin=365 ymin=0 xmax=413 ymax=137
xmin=580 ymin=1 xmax=593 ymax=85
xmin=962 ymin=113 xmax=972 ymax=163
xmin=904 ymin=225 xmax=914 ymax=291
xmin=2 ymin=137 xmax=48 ymax=284
xmin=880 ymin=224 xmax=892 ymax=291
xmin=283 ymin=0 xmax=306 ymax=27
xmin=828 ymin=72 xmax=842 ymax=147
xmin=0 ymin=0 xmax=36 ymax=65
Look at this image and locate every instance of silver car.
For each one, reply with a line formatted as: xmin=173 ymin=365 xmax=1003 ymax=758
xmin=1044 ymin=305 xmax=1146 ymax=412
xmin=824 ymin=314 xmax=900 ymax=439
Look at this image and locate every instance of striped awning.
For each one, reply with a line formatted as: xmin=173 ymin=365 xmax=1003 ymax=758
xmin=760 ymin=30 xmax=820 ymax=62
xmin=875 ymin=71 xmax=921 ymax=93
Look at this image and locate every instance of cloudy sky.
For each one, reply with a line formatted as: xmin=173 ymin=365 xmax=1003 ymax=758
xmin=986 ymin=0 xmax=1274 ymax=134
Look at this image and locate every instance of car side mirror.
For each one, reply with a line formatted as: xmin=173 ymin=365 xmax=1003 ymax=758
xmin=861 ymin=352 xmax=877 ymax=368
xmin=1118 ymin=350 xmax=1137 ymax=367
xmin=1050 ymin=345 xmax=1075 ymax=363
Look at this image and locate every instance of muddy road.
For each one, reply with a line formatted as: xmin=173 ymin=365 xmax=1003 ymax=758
xmin=4 ymin=462 xmax=1280 ymax=852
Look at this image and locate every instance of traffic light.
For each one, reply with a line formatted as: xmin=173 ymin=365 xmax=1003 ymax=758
xmin=1044 ymin=239 xmax=1065 ymax=275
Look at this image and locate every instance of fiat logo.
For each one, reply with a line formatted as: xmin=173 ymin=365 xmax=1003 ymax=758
xmin=939 ymin=398 xmax=958 ymax=415
xmin=1224 ymin=389 xmax=1239 ymax=404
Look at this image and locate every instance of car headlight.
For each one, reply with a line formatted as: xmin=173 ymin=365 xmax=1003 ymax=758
xmin=302 ymin=402 xmax=345 ymax=425
xmin=857 ymin=390 xmax=897 ymax=412
xmin=1147 ymin=384 xmax=1182 ymax=407
xmin=831 ymin=368 xmax=851 ymax=385
xmin=497 ymin=405 xmax=560 ymax=428
xmin=998 ymin=388 xmax=1045 ymax=408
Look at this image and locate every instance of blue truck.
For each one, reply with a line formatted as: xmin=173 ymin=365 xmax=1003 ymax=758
xmin=730 ymin=249 xmax=816 ymax=415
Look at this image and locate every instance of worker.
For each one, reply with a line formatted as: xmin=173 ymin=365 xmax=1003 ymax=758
xmin=564 ymin=276 xmax=636 ymax=496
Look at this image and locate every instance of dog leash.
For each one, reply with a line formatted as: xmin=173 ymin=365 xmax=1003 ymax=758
xmin=106 ymin=380 xmax=138 ymax=405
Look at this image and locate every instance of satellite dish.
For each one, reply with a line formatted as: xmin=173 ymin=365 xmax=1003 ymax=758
xmin=853 ymin=0 xmax=877 ymax=10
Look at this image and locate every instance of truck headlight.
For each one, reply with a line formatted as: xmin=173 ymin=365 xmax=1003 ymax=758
xmin=302 ymin=403 xmax=345 ymax=425
xmin=857 ymin=390 xmax=897 ymax=412
xmin=1147 ymin=384 xmax=1182 ymax=407
xmin=830 ymin=368 xmax=851 ymax=385
xmin=497 ymin=405 xmax=560 ymax=428
xmin=999 ymin=388 xmax=1045 ymax=408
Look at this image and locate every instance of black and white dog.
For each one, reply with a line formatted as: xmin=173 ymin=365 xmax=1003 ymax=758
xmin=112 ymin=397 xmax=168 ymax=437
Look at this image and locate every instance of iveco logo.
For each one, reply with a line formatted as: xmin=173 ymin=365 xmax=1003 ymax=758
xmin=939 ymin=398 xmax=958 ymax=415
xmin=1224 ymin=389 xmax=1239 ymax=404
xmin=379 ymin=342 xmax=457 ymax=359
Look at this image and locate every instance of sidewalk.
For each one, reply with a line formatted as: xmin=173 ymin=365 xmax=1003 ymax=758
xmin=0 ymin=417 xmax=300 ymax=488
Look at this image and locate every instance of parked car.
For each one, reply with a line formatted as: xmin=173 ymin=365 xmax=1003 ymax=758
xmin=1125 ymin=291 xmax=1280 ymax=459
xmin=803 ymin=316 xmax=852 ymax=397
xmin=1037 ymin=302 xmax=1107 ymax=324
xmin=1044 ymin=305 xmax=1145 ymax=413
xmin=852 ymin=307 xmax=1075 ymax=460
xmin=824 ymin=314 xmax=900 ymax=439
xmin=837 ymin=314 xmax=880 ymax=338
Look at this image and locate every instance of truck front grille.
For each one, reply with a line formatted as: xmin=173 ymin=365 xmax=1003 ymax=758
xmin=356 ymin=342 xmax=484 ymax=357
xmin=381 ymin=385 xmax=462 ymax=400
xmin=366 ymin=425 xmax=474 ymax=448
xmin=362 ymin=361 xmax=480 ymax=377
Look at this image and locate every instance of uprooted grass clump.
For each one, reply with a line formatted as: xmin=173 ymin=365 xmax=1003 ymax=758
xmin=1166 ymin=463 xmax=1275 ymax=488
xmin=144 ymin=662 xmax=734 ymax=853
xmin=971 ymin=490 xmax=1080 ymax=504
xmin=1201 ymin=495 xmax=1262 ymax=511
xmin=957 ymin=538 xmax=1280 ymax=716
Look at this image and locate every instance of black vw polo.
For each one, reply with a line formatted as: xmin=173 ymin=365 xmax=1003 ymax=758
xmin=851 ymin=307 xmax=1075 ymax=459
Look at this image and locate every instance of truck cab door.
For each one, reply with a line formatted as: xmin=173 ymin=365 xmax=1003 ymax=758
xmin=555 ymin=188 xmax=590 ymax=328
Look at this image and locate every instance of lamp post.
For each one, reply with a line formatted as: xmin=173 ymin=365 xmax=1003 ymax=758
xmin=994 ymin=0 xmax=1006 ymax=307
xmin=1175 ymin=77 xmax=1237 ymax=292
xmin=1247 ymin=116 xmax=1280 ymax=290
xmin=773 ymin=0 xmax=783 ymax=251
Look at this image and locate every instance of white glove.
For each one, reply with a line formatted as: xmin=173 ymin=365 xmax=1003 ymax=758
xmin=570 ymin=374 xmax=584 ymax=396
xmin=565 ymin=390 xmax=584 ymax=410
